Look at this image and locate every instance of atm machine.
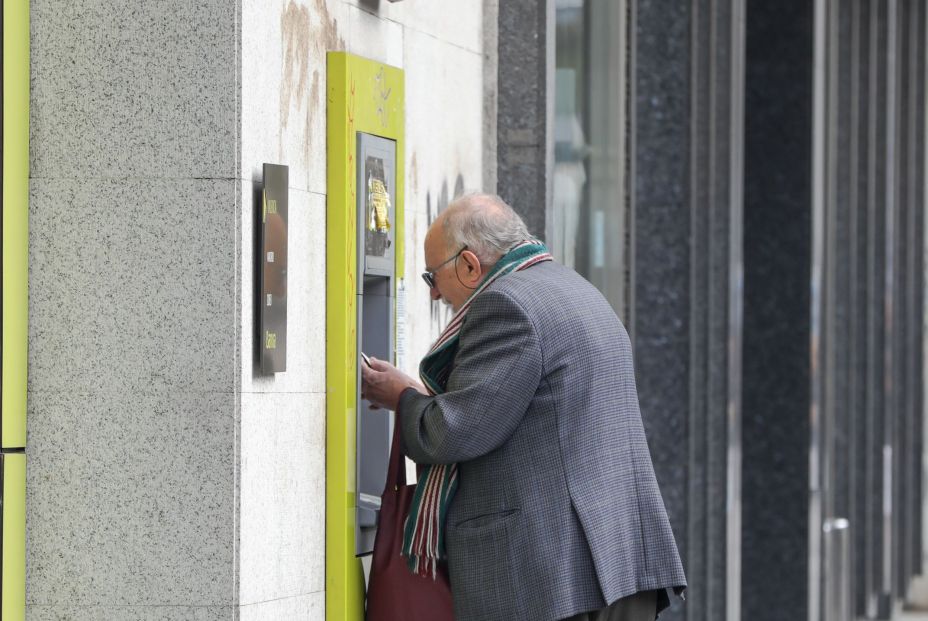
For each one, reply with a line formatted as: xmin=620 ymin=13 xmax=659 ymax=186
xmin=2 ymin=1 xmax=30 ymax=619
xmin=353 ymin=133 xmax=398 ymax=555
xmin=325 ymin=53 xmax=405 ymax=621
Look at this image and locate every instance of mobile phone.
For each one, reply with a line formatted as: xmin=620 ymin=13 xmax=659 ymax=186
xmin=360 ymin=352 xmax=373 ymax=368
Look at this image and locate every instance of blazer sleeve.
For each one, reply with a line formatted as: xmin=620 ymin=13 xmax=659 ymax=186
xmin=398 ymin=288 xmax=543 ymax=465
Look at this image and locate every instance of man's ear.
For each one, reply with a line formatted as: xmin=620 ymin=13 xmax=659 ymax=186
xmin=462 ymin=250 xmax=481 ymax=275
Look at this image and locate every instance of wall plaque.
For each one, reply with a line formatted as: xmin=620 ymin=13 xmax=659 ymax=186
xmin=259 ymin=163 xmax=288 ymax=373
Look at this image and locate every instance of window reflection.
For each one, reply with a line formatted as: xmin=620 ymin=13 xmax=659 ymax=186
xmin=553 ymin=0 xmax=629 ymax=318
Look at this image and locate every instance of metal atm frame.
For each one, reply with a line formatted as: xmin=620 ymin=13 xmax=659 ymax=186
xmin=2 ymin=0 xmax=29 ymax=619
xmin=325 ymin=52 xmax=404 ymax=621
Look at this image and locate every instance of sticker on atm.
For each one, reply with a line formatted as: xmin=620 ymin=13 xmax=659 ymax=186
xmin=364 ymin=155 xmax=393 ymax=259
xmin=367 ymin=176 xmax=391 ymax=233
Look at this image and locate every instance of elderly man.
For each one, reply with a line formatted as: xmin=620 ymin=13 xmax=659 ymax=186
xmin=362 ymin=194 xmax=686 ymax=621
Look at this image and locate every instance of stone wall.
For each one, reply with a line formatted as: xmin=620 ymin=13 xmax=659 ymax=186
xmin=27 ymin=1 xmax=490 ymax=619
xmin=28 ymin=0 xmax=239 ymax=618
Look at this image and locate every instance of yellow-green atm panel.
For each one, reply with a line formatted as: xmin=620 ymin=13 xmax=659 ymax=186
xmin=3 ymin=0 xmax=29 ymax=451
xmin=326 ymin=52 xmax=404 ymax=621
xmin=3 ymin=0 xmax=30 ymax=619
xmin=1 ymin=454 xmax=25 ymax=621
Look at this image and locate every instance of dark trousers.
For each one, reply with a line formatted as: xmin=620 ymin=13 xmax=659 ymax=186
xmin=562 ymin=590 xmax=657 ymax=621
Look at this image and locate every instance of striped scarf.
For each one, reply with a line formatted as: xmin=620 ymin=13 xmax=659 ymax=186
xmin=401 ymin=239 xmax=553 ymax=577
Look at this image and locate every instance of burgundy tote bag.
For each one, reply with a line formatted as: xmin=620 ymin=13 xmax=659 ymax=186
xmin=365 ymin=419 xmax=455 ymax=621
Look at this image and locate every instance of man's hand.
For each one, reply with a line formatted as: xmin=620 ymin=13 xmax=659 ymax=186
xmin=361 ymin=357 xmax=427 ymax=411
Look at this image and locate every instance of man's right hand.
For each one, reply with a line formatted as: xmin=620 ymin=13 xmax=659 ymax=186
xmin=360 ymin=357 xmax=427 ymax=411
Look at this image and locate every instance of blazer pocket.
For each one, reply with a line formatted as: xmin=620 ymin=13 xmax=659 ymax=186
xmin=453 ymin=508 xmax=520 ymax=531
xmin=447 ymin=508 xmax=525 ymax=619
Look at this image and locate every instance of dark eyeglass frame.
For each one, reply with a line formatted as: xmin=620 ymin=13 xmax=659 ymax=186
xmin=421 ymin=245 xmax=468 ymax=288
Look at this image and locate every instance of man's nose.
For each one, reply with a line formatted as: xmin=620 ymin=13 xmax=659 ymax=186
xmin=430 ymin=287 xmax=441 ymax=301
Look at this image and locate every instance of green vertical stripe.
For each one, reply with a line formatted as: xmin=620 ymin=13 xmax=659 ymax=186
xmin=2 ymin=0 xmax=29 ymax=449
xmin=2 ymin=454 xmax=26 ymax=621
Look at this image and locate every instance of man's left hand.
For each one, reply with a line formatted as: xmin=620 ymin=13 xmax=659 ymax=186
xmin=361 ymin=357 xmax=426 ymax=411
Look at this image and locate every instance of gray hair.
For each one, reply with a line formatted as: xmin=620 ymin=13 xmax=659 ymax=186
xmin=439 ymin=193 xmax=532 ymax=265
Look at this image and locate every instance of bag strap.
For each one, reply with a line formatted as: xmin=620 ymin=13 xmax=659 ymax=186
xmin=384 ymin=412 xmax=406 ymax=492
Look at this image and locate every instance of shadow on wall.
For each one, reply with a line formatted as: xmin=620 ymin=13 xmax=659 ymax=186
xmin=427 ymin=173 xmax=466 ymax=333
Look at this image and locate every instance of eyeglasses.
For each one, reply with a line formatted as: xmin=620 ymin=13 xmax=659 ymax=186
xmin=421 ymin=245 xmax=467 ymax=288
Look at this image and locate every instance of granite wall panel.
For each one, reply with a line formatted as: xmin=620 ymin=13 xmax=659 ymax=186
xmin=26 ymin=392 xmax=235 ymax=608
xmin=496 ymin=0 xmax=549 ymax=238
xmin=742 ymin=1 xmax=814 ymax=620
xmin=28 ymin=179 xmax=237 ymax=396
xmin=28 ymin=6 xmax=240 ymax=599
xmin=29 ymin=0 xmax=237 ymax=180
xmin=26 ymin=606 xmax=235 ymax=621
xmin=632 ymin=1 xmax=693 ymax=619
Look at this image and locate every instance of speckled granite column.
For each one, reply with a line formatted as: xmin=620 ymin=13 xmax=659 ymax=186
xmin=496 ymin=0 xmax=551 ymax=238
xmin=632 ymin=0 xmax=703 ymax=619
xmin=632 ymin=0 xmax=745 ymax=619
xmin=27 ymin=1 xmax=238 ymax=619
xmin=741 ymin=1 xmax=813 ymax=620
xmin=630 ymin=0 xmax=691 ymax=613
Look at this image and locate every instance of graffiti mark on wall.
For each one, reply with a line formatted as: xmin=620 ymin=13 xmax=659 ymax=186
xmin=374 ymin=67 xmax=393 ymax=128
xmin=427 ymin=174 xmax=467 ymax=335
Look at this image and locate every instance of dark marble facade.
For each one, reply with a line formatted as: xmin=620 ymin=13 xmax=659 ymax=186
xmin=631 ymin=1 xmax=693 ymax=617
xmin=496 ymin=0 xmax=550 ymax=238
xmin=495 ymin=1 xmax=925 ymax=620
xmin=742 ymin=2 xmax=814 ymax=620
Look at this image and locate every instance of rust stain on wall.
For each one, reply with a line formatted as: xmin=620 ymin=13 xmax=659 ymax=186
xmin=409 ymin=152 xmax=419 ymax=197
xmin=280 ymin=0 xmax=345 ymax=167
xmin=280 ymin=2 xmax=310 ymax=133
xmin=314 ymin=0 xmax=344 ymax=52
xmin=309 ymin=69 xmax=321 ymax=128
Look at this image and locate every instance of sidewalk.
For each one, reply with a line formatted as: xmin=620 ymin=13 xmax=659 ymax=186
xmin=904 ymin=574 xmax=928 ymax=620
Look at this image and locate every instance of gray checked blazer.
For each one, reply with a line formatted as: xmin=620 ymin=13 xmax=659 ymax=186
xmin=398 ymin=261 xmax=686 ymax=621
